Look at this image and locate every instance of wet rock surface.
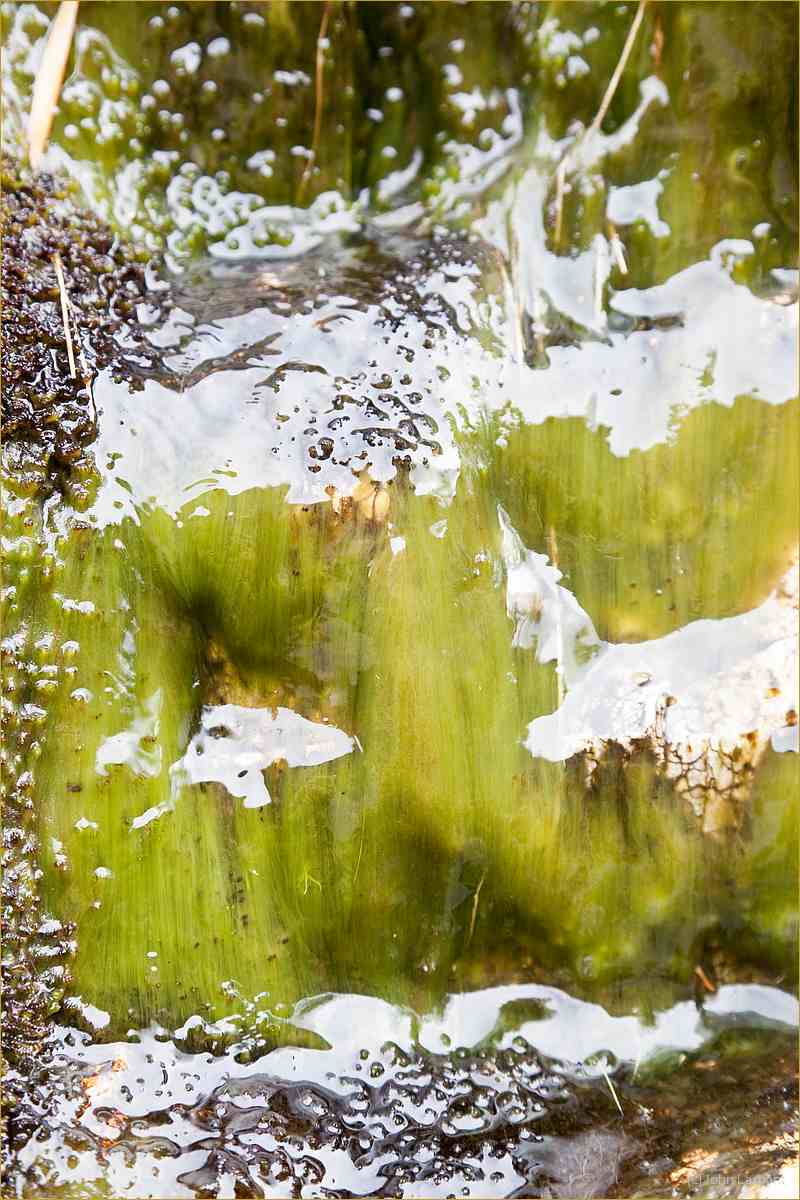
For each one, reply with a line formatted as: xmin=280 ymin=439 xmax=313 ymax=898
xmin=2 ymin=2 xmax=799 ymax=1195
xmin=2 ymin=168 xmax=798 ymax=1194
xmin=2 ymin=191 xmax=798 ymax=1194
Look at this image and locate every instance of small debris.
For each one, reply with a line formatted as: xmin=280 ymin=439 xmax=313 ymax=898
xmin=694 ymin=963 xmax=717 ymax=994
xmin=608 ymin=222 xmax=629 ymax=274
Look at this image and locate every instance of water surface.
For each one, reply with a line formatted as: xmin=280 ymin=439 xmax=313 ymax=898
xmin=2 ymin=2 xmax=798 ymax=1195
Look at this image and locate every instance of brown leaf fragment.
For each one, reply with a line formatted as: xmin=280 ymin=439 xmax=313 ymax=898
xmin=694 ymin=964 xmax=717 ymax=994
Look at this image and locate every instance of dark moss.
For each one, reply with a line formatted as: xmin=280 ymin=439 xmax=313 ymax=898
xmin=0 ymin=156 xmax=167 ymax=482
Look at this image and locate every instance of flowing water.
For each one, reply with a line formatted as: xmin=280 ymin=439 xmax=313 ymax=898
xmin=1 ymin=3 xmax=798 ymax=1196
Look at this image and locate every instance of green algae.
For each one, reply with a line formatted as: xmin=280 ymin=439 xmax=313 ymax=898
xmin=8 ymin=453 xmax=795 ymax=1037
xmin=480 ymin=395 xmax=799 ymax=643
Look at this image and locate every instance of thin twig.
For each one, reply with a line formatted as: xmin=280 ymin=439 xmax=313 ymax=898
xmin=66 ymin=295 xmax=90 ymax=378
xmin=353 ymin=809 xmax=366 ymax=884
xmin=552 ymin=1 xmax=648 ymax=246
xmin=603 ymin=1070 xmax=624 ymax=1116
xmin=52 ymin=252 xmax=77 ymax=378
xmin=298 ymin=0 xmax=331 ymax=201
xmin=587 ymin=0 xmax=648 ymax=139
xmin=466 ymin=870 xmax=486 ymax=948
xmin=594 ymin=237 xmax=608 ymax=325
xmin=28 ymin=0 xmax=79 ymax=169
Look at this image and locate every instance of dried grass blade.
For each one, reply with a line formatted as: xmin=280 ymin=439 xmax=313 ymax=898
xmin=52 ymin=251 xmax=77 ymax=379
xmin=28 ymin=0 xmax=79 ymax=169
xmin=587 ymin=0 xmax=648 ymax=138
xmin=603 ymin=1070 xmax=624 ymax=1116
xmin=466 ymin=870 xmax=486 ymax=948
xmin=298 ymin=0 xmax=331 ymax=200
xmin=553 ymin=158 xmax=567 ymax=248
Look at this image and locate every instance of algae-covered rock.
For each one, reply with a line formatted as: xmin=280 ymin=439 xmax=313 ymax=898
xmin=3 ymin=216 xmax=795 ymax=1043
xmin=1 ymin=2 xmax=798 ymax=1194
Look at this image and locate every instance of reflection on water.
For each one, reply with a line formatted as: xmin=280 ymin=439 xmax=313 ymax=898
xmin=10 ymin=986 xmax=799 ymax=1198
xmin=88 ymin=234 xmax=510 ymax=516
xmin=2 ymin=1 xmax=798 ymax=1196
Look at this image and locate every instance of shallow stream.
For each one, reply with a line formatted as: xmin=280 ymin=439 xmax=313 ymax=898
xmin=1 ymin=3 xmax=798 ymax=1196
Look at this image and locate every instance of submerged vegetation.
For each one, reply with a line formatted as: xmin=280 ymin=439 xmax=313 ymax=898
xmin=1 ymin=1 xmax=798 ymax=1196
